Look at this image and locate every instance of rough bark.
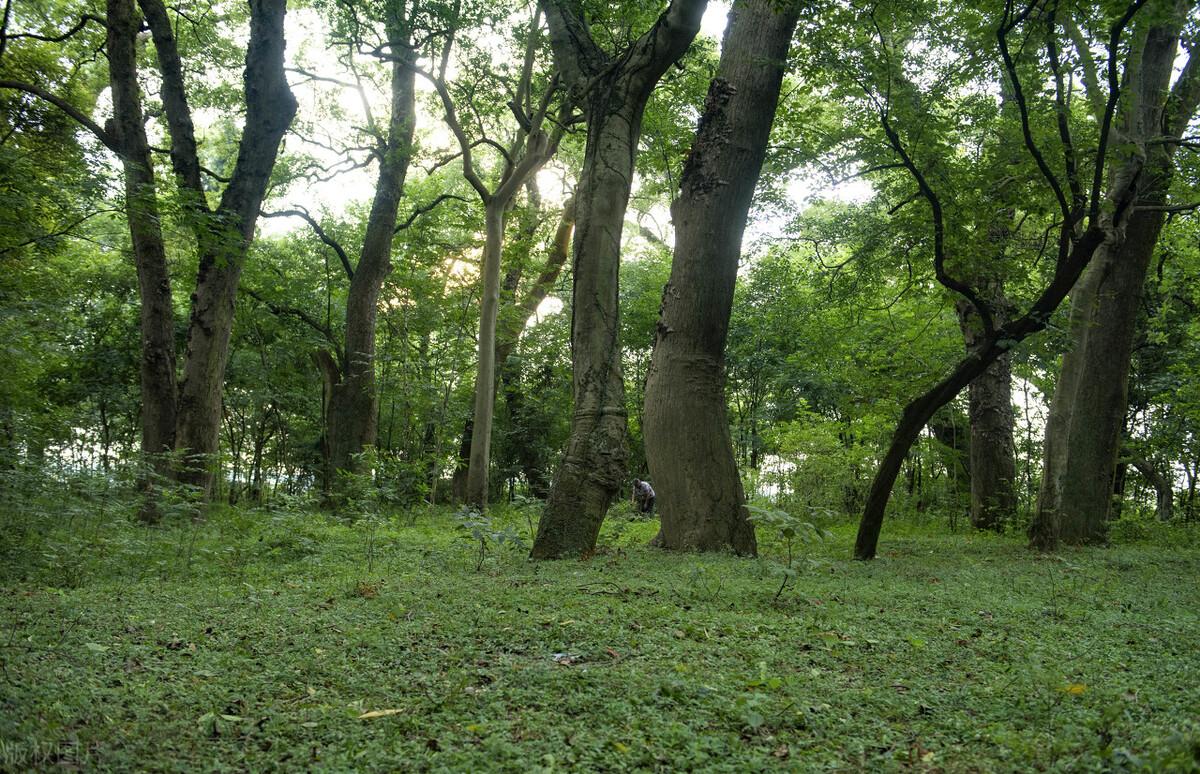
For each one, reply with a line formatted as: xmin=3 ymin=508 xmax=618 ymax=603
xmin=643 ymin=0 xmax=799 ymax=555
xmin=956 ymin=287 xmax=1016 ymax=531
xmin=1033 ymin=8 xmax=1196 ymax=548
xmin=327 ymin=23 xmax=417 ymax=487
xmin=142 ymin=0 xmax=298 ymax=497
xmin=531 ymin=0 xmax=709 ymax=559
xmin=106 ymin=0 xmax=178 ymax=519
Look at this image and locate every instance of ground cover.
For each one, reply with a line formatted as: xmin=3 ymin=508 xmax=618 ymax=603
xmin=2 ymin=502 xmax=1198 ymax=771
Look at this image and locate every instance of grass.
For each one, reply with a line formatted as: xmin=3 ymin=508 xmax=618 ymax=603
xmin=1 ymin=497 xmax=1199 ymax=772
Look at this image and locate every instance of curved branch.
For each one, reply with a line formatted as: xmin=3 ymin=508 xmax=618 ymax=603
xmin=880 ymin=112 xmax=994 ymax=334
xmin=0 ymin=79 xmax=118 ymax=152
xmin=394 ymin=194 xmax=471 ymax=233
xmin=261 ymin=208 xmax=355 ymax=280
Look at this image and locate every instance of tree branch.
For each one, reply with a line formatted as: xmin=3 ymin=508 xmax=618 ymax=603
xmin=261 ymin=207 xmax=355 ymax=280
xmin=394 ymin=194 xmax=472 ymax=233
xmin=0 ymin=79 xmax=119 ymax=152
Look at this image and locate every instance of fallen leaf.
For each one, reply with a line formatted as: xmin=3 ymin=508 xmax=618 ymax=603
xmin=358 ymin=709 xmax=404 ymax=719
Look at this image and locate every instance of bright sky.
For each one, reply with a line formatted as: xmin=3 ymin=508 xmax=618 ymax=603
xmin=268 ymin=0 xmax=872 ymax=324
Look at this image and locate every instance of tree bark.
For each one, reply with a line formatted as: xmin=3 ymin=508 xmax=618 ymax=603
xmin=465 ymin=201 xmax=508 ymax=506
xmin=956 ymin=287 xmax=1016 ymax=531
xmin=106 ymin=0 xmax=178 ymax=520
xmin=643 ymin=0 xmax=799 ymax=555
xmin=1033 ymin=9 xmax=1197 ymax=548
xmin=531 ymin=0 xmax=709 ymax=558
xmin=142 ymin=0 xmax=297 ymax=498
xmin=327 ymin=21 xmax=417 ymax=488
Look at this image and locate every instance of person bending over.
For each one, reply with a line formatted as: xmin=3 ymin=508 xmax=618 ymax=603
xmin=632 ymin=479 xmax=655 ymax=514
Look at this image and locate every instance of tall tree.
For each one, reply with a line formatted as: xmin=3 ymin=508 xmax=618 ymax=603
xmin=530 ymin=0 xmax=709 ymax=558
xmin=642 ymin=0 xmax=800 ymax=555
xmin=422 ymin=8 xmax=567 ymax=510
xmin=853 ymin=0 xmax=1160 ymax=559
xmin=1 ymin=1 xmax=177 ymax=515
xmin=138 ymin=0 xmax=297 ymax=497
xmin=323 ymin=3 xmax=419 ymax=493
xmin=1033 ymin=1 xmax=1199 ymax=547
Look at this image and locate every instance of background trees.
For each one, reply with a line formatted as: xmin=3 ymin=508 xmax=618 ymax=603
xmin=0 ymin=0 xmax=1197 ymax=561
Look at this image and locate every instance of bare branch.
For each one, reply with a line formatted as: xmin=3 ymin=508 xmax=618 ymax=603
xmin=394 ymin=194 xmax=472 ymax=232
xmin=261 ymin=207 xmax=355 ymax=280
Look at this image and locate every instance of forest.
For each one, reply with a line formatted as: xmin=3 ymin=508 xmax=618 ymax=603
xmin=2 ymin=0 xmax=1199 ymax=769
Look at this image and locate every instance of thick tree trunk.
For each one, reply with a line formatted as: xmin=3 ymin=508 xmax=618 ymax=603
xmin=145 ymin=0 xmax=297 ymax=497
xmin=956 ymin=290 xmax=1016 ymax=532
xmin=643 ymin=0 xmax=799 ymax=555
xmin=328 ymin=38 xmax=416 ymax=486
xmin=1034 ymin=213 xmax=1165 ymax=544
xmin=106 ymin=0 xmax=178 ymax=521
xmin=531 ymin=0 xmax=709 ymax=558
xmin=532 ymin=100 xmax=638 ymax=556
xmin=1033 ymin=9 xmax=1195 ymax=549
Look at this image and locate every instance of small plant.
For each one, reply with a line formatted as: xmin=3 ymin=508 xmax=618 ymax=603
xmin=453 ymin=506 xmax=525 ymax=571
xmin=746 ymin=501 xmax=828 ymax=602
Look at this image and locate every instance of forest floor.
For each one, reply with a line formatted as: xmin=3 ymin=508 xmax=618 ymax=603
xmin=1 ymin=500 xmax=1199 ymax=772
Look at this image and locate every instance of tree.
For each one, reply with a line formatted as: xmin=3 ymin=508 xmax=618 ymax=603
xmin=530 ymin=0 xmax=710 ymax=559
xmin=1 ymin=0 xmax=176 ymax=513
xmin=642 ymin=0 xmax=801 ymax=555
xmin=853 ymin=0 xmax=1164 ymax=559
xmin=140 ymin=0 xmax=297 ymax=498
xmin=1033 ymin=0 xmax=1199 ymax=547
xmin=421 ymin=7 xmax=568 ymax=510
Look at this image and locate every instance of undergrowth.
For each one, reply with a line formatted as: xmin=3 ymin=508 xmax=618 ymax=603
xmin=1 ymin=484 xmax=1198 ymax=771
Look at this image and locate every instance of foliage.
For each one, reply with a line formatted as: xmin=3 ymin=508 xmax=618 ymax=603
xmin=2 ymin=499 xmax=1199 ymax=770
xmin=746 ymin=500 xmax=830 ymax=601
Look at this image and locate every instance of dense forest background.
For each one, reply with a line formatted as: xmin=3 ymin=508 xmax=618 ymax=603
xmin=2 ymin=0 xmax=1199 ymax=551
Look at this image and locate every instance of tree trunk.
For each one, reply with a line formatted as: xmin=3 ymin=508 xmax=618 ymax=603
xmin=643 ymin=0 xmax=799 ymax=555
xmin=1034 ymin=213 xmax=1165 ymax=544
xmin=328 ymin=32 xmax=417 ymax=488
xmin=1033 ymin=9 xmax=1196 ymax=548
xmin=1127 ymin=457 xmax=1173 ymax=522
xmin=956 ymin=289 xmax=1016 ymax=532
xmin=531 ymin=0 xmax=709 ymax=558
xmin=106 ymin=0 xmax=178 ymax=522
xmin=143 ymin=0 xmax=297 ymax=498
xmin=465 ymin=202 xmax=508 ymax=508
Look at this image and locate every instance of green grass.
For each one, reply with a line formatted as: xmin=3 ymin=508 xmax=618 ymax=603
xmin=1 ymin=501 xmax=1199 ymax=772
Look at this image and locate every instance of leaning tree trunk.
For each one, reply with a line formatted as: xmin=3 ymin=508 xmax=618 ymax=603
xmin=531 ymin=0 xmax=709 ymax=558
xmin=328 ymin=35 xmax=417 ymax=487
xmin=106 ymin=0 xmax=178 ymax=521
xmin=1033 ymin=8 xmax=1197 ymax=549
xmin=643 ymin=0 xmax=800 ymax=555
